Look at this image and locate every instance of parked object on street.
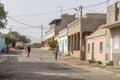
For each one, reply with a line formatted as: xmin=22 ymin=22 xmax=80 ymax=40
xmin=15 ymin=42 xmax=24 ymax=49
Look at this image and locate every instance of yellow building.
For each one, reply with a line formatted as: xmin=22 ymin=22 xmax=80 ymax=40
xmin=54 ymin=35 xmax=60 ymax=46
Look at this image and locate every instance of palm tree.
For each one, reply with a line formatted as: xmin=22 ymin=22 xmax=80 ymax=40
xmin=0 ymin=3 xmax=7 ymax=29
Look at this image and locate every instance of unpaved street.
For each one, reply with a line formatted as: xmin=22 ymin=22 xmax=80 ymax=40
xmin=0 ymin=48 xmax=119 ymax=80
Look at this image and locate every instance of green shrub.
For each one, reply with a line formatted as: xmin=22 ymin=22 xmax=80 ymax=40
xmin=34 ymin=43 xmax=41 ymax=48
xmin=48 ymin=40 xmax=58 ymax=49
xmin=88 ymin=59 xmax=96 ymax=63
xmin=97 ymin=61 xmax=102 ymax=64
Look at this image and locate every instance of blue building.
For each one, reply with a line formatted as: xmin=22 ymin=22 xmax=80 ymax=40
xmin=59 ymin=28 xmax=68 ymax=54
xmin=0 ymin=32 xmax=5 ymax=53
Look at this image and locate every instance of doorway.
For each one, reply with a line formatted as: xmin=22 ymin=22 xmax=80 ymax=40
xmin=92 ymin=43 xmax=94 ymax=60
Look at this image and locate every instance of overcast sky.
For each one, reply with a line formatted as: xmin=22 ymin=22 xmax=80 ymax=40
xmin=0 ymin=0 xmax=115 ymax=43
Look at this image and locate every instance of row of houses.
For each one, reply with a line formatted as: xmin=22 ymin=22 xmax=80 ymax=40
xmin=44 ymin=1 xmax=120 ymax=65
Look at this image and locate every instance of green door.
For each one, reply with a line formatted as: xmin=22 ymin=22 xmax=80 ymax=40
xmin=92 ymin=43 xmax=94 ymax=60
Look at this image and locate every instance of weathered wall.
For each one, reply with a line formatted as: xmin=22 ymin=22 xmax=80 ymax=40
xmin=55 ymin=14 xmax=76 ymax=35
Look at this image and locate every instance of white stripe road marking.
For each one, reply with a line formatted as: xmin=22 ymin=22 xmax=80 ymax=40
xmin=34 ymin=72 xmax=68 ymax=76
xmin=0 ymin=55 xmax=23 ymax=57
xmin=18 ymin=57 xmax=40 ymax=62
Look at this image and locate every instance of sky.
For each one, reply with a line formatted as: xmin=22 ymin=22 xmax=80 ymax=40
xmin=0 ymin=0 xmax=115 ymax=43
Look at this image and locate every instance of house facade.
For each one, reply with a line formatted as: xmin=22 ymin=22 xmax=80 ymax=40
xmin=0 ymin=32 xmax=5 ymax=53
xmin=86 ymin=29 xmax=110 ymax=63
xmin=45 ymin=19 xmax=61 ymax=46
xmin=45 ymin=27 xmax=55 ymax=46
xmin=47 ymin=14 xmax=76 ymax=48
xmin=59 ymin=28 xmax=68 ymax=54
xmin=67 ymin=13 xmax=106 ymax=59
xmin=54 ymin=14 xmax=76 ymax=36
xmin=101 ymin=1 xmax=120 ymax=65
xmin=68 ymin=19 xmax=81 ymax=58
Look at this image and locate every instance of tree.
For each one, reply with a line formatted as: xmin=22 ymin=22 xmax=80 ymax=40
xmin=8 ymin=31 xmax=31 ymax=43
xmin=33 ymin=43 xmax=41 ymax=48
xmin=19 ymin=35 xmax=31 ymax=43
xmin=9 ymin=31 xmax=19 ymax=34
xmin=48 ymin=40 xmax=58 ymax=49
xmin=0 ymin=3 xmax=7 ymax=29
xmin=5 ymin=36 xmax=17 ymax=47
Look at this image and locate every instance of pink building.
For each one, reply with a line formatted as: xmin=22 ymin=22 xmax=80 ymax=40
xmin=86 ymin=29 xmax=110 ymax=62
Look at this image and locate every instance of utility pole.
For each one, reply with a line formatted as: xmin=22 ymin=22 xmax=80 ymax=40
xmin=79 ymin=5 xmax=83 ymax=60
xmin=107 ymin=0 xmax=110 ymax=5
xmin=60 ymin=7 xmax=63 ymax=16
xmin=9 ymin=26 xmax=12 ymax=38
xmin=74 ymin=5 xmax=83 ymax=60
xmin=41 ymin=25 xmax=43 ymax=44
xmin=57 ymin=7 xmax=63 ymax=16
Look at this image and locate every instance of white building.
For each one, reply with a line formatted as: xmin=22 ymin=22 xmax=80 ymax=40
xmin=59 ymin=28 xmax=68 ymax=54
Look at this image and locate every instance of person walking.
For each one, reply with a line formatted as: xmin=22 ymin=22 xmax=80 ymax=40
xmin=27 ymin=46 xmax=31 ymax=57
xmin=6 ymin=46 xmax=10 ymax=59
xmin=54 ymin=46 xmax=58 ymax=61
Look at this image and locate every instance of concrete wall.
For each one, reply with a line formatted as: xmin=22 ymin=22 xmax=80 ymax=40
xmin=67 ymin=13 xmax=106 ymax=59
xmin=45 ymin=28 xmax=55 ymax=40
xmin=105 ymin=1 xmax=120 ymax=65
xmin=0 ymin=36 xmax=5 ymax=53
xmin=59 ymin=36 xmax=68 ymax=54
xmin=59 ymin=28 xmax=67 ymax=37
xmin=84 ymin=13 xmax=106 ymax=19
xmin=86 ymin=36 xmax=106 ymax=62
xmin=110 ymin=27 xmax=120 ymax=65
xmin=55 ymin=14 xmax=76 ymax=35
xmin=110 ymin=27 xmax=120 ymax=54
xmin=107 ymin=1 xmax=120 ymax=24
xmin=82 ymin=18 xmax=106 ymax=31
xmin=59 ymin=28 xmax=68 ymax=54
xmin=107 ymin=3 xmax=116 ymax=24
xmin=68 ymin=19 xmax=80 ymax=36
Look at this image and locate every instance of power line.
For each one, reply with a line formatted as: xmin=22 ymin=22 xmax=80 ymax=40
xmin=11 ymin=8 xmax=73 ymax=17
xmin=84 ymin=8 xmax=97 ymax=13
xmin=10 ymin=1 xmax=109 ymax=17
xmin=83 ymin=0 xmax=109 ymax=9
xmin=8 ymin=16 xmax=36 ymax=27
xmin=12 ymin=26 xmax=49 ymax=29
xmin=7 ymin=1 xmax=110 ymax=30
xmin=8 ymin=16 xmax=49 ymax=29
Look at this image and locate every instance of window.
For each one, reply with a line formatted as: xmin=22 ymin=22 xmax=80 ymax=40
xmin=116 ymin=2 xmax=120 ymax=14
xmin=88 ymin=43 xmax=90 ymax=53
xmin=65 ymin=39 xmax=67 ymax=46
xmin=100 ymin=41 xmax=103 ymax=53
xmin=116 ymin=2 xmax=120 ymax=21
xmin=114 ymin=35 xmax=119 ymax=49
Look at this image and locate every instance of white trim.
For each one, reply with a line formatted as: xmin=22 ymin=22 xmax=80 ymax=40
xmin=114 ymin=35 xmax=120 ymax=49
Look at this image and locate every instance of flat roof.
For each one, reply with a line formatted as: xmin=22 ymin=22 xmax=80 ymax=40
xmin=101 ymin=21 xmax=120 ymax=29
xmin=49 ymin=19 xmax=61 ymax=25
xmin=86 ymin=29 xmax=107 ymax=39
